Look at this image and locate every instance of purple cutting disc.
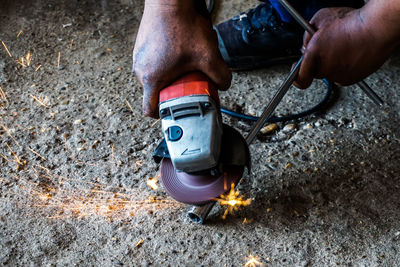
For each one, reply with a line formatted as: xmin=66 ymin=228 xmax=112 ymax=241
xmin=160 ymin=158 xmax=243 ymax=205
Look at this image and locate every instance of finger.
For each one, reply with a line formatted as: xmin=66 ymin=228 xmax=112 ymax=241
xmin=133 ymin=66 xmax=162 ymax=118
xmin=294 ymin=41 xmax=319 ymax=89
xmin=309 ymin=8 xmax=328 ymax=26
xmin=303 ymin=11 xmax=322 ymax=47
xmin=290 ymin=61 xmax=297 ymax=72
xmin=200 ymin=49 xmax=232 ymax=91
xmin=204 ymin=62 xmax=232 ymax=91
xmin=142 ymin=84 xmax=160 ymax=118
xmin=303 ymin=32 xmax=312 ymax=48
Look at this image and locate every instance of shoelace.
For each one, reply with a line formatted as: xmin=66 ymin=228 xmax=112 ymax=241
xmin=233 ymin=2 xmax=282 ymax=43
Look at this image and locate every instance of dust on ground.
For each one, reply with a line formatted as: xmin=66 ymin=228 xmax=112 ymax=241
xmin=0 ymin=0 xmax=399 ymax=266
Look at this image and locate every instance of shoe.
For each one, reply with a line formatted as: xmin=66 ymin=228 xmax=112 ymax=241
xmin=214 ymin=0 xmax=365 ymax=70
xmin=214 ymin=1 xmax=303 ymax=70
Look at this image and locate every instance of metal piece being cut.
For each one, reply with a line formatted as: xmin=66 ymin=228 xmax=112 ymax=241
xmin=245 ymin=56 xmax=302 ymax=145
xmin=187 ymin=203 xmax=215 ymax=224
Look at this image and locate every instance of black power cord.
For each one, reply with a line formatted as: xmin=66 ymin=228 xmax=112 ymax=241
xmin=220 ymin=79 xmax=333 ymax=122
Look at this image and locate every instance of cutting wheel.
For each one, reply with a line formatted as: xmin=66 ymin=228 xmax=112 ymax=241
xmin=161 ymin=158 xmax=244 ymax=205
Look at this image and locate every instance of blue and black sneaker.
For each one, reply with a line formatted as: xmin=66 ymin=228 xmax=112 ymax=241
xmin=214 ymin=2 xmax=303 ymax=70
xmin=214 ymin=0 xmax=364 ymax=70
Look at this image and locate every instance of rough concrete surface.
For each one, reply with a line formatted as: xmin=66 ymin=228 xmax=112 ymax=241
xmin=0 ymin=0 xmax=399 ymax=266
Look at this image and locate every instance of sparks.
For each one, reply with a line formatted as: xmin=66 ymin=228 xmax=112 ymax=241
xmin=0 ymin=123 xmax=21 ymax=148
xmin=244 ymin=255 xmax=263 ymax=267
xmin=1 ymin=41 xmax=12 ymax=58
xmin=57 ymin=51 xmax=61 ymax=68
xmin=77 ymin=142 xmax=86 ymax=151
xmin=135 ymin=239 xmax=144 ymax=248
xmin=15 ymin=57 xmax=25 ymax=67
xmin=25 ymin=52 xmax=32 ymax=66
xmin=0 ymin=86 xmax=8 ymax=102
xmin=17 ymin=30 xmax=23 ymax=38
xmin=110 ymin=144 xmax=114 ymax=162
xmin=215 ymin=183 xmax=251 ymax=220
xmin=28 ymin=147 xmax=47 ymax=161
xmin=33 ymin=188 xmax=180 ymax=221
xmin=15 ymin=167 xmax=183 ymax=221
xmin=30 ymin=94 xmax=49 ymax=108
xmin=14 ymin=52 xmax=32 ymax=68
xmin=126 ymin=99 xmax=135 ymax=114
xmin=150 ymin=118 xmax=160 ymax=128
xmin=134 ymin=160 xmax=143 ymax=171
xmin=38 ymin=193 xmax=52 ymax=201
xmin=0 ymin=154 xmax=10 ymax=162
xmin=146 ymin=174 xmax=160 ymax=190
xmin=6 ymin=143 xmax=23 ymax=166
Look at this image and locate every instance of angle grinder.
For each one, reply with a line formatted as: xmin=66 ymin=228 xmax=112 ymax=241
xmin=153 ymin=72 xmax=250 ymax=205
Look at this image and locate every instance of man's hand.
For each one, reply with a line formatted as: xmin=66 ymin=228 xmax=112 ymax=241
xmin=133 ymin=0 xmax=231 ymax=118
xmin=295 ymin=3 xmax=400 ymax=89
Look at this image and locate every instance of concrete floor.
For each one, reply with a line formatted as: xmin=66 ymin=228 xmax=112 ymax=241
xmin=0 ymin=0 xmax=399 ymax=266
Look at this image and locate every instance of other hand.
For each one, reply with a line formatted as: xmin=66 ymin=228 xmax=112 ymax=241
xmin=295 ymin=7 xmax=395 ymax=89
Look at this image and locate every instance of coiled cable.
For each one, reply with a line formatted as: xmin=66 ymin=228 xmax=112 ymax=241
xmin=220 ymin=79 xmax=333 ymax=122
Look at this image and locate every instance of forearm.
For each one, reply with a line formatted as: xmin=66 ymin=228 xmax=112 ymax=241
xmin=361 ymin=0 xmax=400 ymax=49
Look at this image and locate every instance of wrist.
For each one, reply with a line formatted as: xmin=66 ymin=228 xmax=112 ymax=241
xmin=144 ymin=0 xmax=210 ymax=21
xmin=361 ymin=1 xmax=400 ymax=49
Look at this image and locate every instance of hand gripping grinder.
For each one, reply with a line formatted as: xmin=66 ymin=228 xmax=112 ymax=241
xmin=153 ymin=72 xmax=250 ymax=205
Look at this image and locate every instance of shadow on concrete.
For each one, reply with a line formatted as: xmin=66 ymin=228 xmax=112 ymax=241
xmin=208 ymin=135 xmax=400 ymax=234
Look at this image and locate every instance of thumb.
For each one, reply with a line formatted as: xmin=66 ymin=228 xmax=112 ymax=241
xmin=142 ymin=84 xmax=160 ymax=118
xmin=294 ymin=42 xmax=319 ymax=89
xmin=200 ymin=47 xmax=232 ymax=91
xmin=303 ymin=31 xmax=312 ymax=48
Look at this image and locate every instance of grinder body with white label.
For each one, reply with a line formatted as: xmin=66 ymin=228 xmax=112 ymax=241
xmin=153 ymin=72 xmax=250 ymax=205
xmin=158 ymin=73 xmax=223 ymax=174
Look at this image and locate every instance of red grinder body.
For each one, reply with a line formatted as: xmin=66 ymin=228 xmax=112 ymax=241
xmin=158 ymin=72 xmax=223 ymax=174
